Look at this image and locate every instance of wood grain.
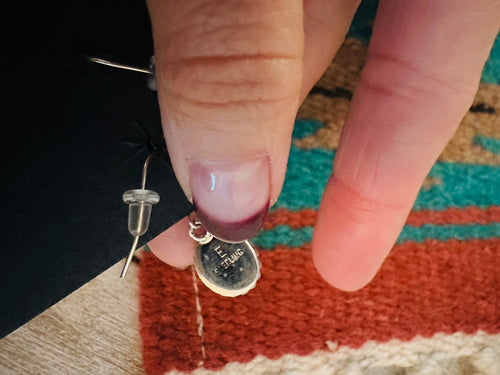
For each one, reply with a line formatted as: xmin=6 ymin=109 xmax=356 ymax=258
xmin=0 ymin=254 xmax=145 ymax=374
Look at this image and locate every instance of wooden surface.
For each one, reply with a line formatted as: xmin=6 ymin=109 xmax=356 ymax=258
xmin=0 ymin=255 xmax=145 ymax=374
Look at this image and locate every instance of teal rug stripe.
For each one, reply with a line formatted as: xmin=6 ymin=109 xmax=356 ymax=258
xmin=398 ymin=223 xmax=500 ymax=243
xmin=474 ymin=135 xmax=500 ymax=155
xmin=482 ymin=33 xmax=500 ymax=84
xmin=254 ymin=226 xmax=314 ymax=249
xmin=274 ymin=146 xmax=334 ymax=210
xmin=347 ymin=0 xmax=378 ymax=43
xmin=292 ymin=119 xmax=324 ymax=139
xmin=253 ymin=223 xmax=500 ymax=249
xmin=417 ymin=162 xmax=500 ymax=210
xmin=275 ymin=145 xmax=500 ymax=211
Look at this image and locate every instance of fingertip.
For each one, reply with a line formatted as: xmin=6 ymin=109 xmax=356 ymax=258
xmin=312 ymin=229 xmax=380 ymax=292
xmin=312 ymin=177 xmax=408 ymax=291
xmin=148 ymin=216 xmax=195 ymax=269
xmin=312 ymin=241 xmax=378 ymax=292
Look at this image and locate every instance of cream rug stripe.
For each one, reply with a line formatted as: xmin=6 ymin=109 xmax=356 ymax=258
xmin=165 ymin=331 xmax=500 ymax=375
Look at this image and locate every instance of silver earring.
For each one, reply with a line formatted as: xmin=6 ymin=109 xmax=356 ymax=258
xmin=189 ymin=212 xmax=261 ymax=297
xmin=121 ymin=153 xmax=159 ymax=278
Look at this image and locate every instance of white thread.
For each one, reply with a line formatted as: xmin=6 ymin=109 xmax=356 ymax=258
xmin=191 ymin=266 xmax=206 ymax=364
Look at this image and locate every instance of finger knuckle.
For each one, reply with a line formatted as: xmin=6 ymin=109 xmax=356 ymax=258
xmin=360 ymin=51 xmax=477 ymax=106
xmin=157 ymin=52 xmax=302 ymax=126
xmin=152 ymin=1 xmax=303 ymax=122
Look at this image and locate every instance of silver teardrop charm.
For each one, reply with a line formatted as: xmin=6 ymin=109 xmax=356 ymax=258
xmin=189 ymin=214 xmax=260 ymax=297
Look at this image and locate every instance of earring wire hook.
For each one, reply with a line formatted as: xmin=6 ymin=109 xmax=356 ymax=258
xmin=87 ymin=56 xmax=152 ymax=74
xmin=120 ymin=153 xmax=158 ymax=278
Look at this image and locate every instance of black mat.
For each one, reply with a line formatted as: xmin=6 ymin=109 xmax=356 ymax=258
xmin=1 ymin=0 xmax=191 ymax=338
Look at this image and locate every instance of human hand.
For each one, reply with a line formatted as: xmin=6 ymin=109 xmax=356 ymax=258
xmin=145 ymin=0 xmax=500 ymax=291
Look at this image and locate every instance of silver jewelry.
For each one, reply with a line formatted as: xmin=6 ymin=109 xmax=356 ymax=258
xmin=189 ymin=213 xmax=261 ymax=297
xmin=88 ymin=55 xmax=157 ymax=91
xmin=121 ymin=153 xmax=159 ymax=278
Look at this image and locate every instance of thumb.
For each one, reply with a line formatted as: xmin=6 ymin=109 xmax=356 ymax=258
xmin=147 ymin=0 xmax=303 ymax=242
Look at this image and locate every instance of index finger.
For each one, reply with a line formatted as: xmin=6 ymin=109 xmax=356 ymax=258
xmin=312 ymin=0 xmax=500 ymax=291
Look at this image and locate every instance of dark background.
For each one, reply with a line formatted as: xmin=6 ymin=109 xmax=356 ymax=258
xmin=1 ymin=0 xmax=191 ymax=337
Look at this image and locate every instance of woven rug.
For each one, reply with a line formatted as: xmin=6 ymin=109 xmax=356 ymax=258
xmin=138 ymin=8 xmax=500 ymax=375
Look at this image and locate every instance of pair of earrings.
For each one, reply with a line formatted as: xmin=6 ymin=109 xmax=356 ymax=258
xmin=90 ymin=56 xmax=261 ymax=297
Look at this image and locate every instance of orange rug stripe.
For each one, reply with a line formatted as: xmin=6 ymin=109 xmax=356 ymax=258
xmin=263 ymin=206 xmax=500 ymax=229
xmin=139 ymin=239 xmax=500 ymax=373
